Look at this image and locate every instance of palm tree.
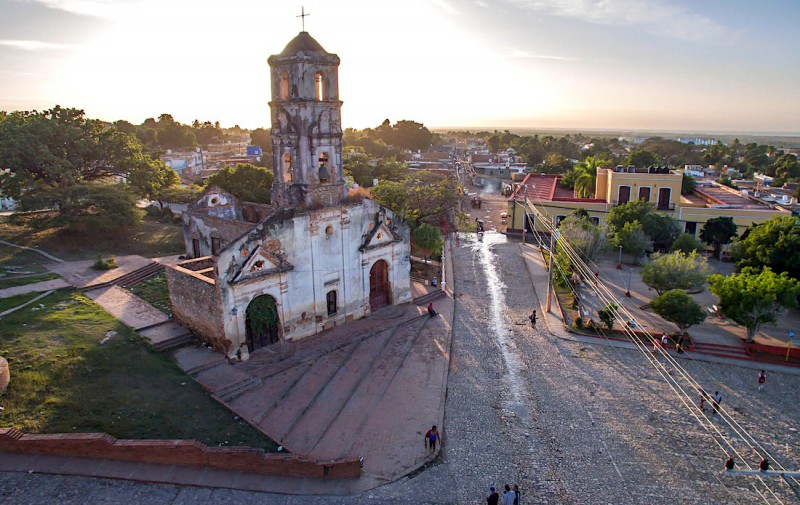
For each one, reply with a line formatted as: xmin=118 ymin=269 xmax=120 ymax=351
xmin=574 ymin=156 xmax=600 ymax=198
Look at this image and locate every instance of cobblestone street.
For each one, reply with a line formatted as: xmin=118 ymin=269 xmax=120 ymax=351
xmin=2 ymin=232 xmax=799 ymax=504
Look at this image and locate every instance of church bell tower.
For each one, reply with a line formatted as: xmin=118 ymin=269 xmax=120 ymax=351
xmin=268 ymin=32 xmax=346 ymax=209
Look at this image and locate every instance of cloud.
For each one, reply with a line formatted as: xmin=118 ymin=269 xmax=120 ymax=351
xmin=475 ymin=0 xmax=488 ymax=7
xmin=21 ymin=0 xmax=137 ymax=19
xmin=432 ymin=0 xmax=457 ymax=14
xmin=0 ymin=39 xmax=77 ymax=51
xmin=504 ymin=49 xmax=578 ymax=61
xmin=508 ymin=0 xmax=726 ymax=41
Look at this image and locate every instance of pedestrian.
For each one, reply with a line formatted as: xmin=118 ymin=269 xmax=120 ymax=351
xmin=427 ymin=302 xmax=437 ymax=318
xmin=424 ymin=425 xmax=440 ymax=452
xmin=513 ymin=484 xmax=520 ymax=505
xmin=712 ymin=390 xmax=722 ymax=415
xmin=699 ymin=390 xmax=707 ymax=412
xmin=759 ymin=458 xmax=770 ymax=472
xmin=503 ymin=484 xmax=515 ymax=505
xmin=725 ymin=457 xmax=735 ymax=471
xmin=652 ymin=336 xmax=660 ymax=354
xmin=661 ymin=335 xmax=669 ymax=348
xmin=487 ymin=486 xmax=500 ymax=505
xmin=432 ymin=277 xmax=438 ymax=287
xmin=529 ymin=310 xmax=537 ymax=327
xmin=757 ymin=370 xmax=767 ymax=391
xmin=676 ymin=334 xmax=685 ymax=354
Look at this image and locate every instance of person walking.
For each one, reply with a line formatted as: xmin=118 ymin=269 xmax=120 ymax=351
xmin=758 ymin=370 xmax=767 ymax=391
xmin=502 ymin=484 xmax=515 ymax=505
xmin=424 ymin=425 xmax=440 ymax=452
xmin=699 ymin=390 xmax=707 ymax=412
xmin=513 ymin=484 xmax=520 ymax=505
xmin=427 ymin=302 xmax=437 ymax=318
xmin=712 ymin=390 xmax=722 ymax=415
xmin=529 ymin=310 xmax=537 ymax=327
xmin=661 ymin=335 xmax=669 ymax=348
xmin=487 ymin=486 xmax=500 ymax=505
xmin=676 ymin=334 xmax=686 ymax=354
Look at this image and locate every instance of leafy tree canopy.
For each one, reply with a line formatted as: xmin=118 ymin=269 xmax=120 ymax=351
xmin=413 ymin=223 xmax=443 ymax=264
xmin=612 ymin=220 xmax=652 ymax=261
xmin=627 ymin=149 xmax=659 ymax=168
xmin=681 ymin=173 xmax=697 ymax=195
xmin=558 ymin=215 xmax=607 ymax=262
xmin=205 ymin=163 xmax=273 ymax=204
xmin=650 ymin=289 xmax=706 ymax=332
xmin=640 ymin=251 xmax=712 ymax=295
xmin=733 ymin=216 xmax=800 ymax=280
xmin=670 ymin=233 xmax=703 ymax=255
xmin=699 ymin=216 xmax=738 ymax=257
xmin=708 ymin=267 xmax=800 ymax=342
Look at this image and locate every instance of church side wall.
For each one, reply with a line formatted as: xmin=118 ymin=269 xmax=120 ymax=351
xmin=183 ymin=213 xmax=256 ymax=257
xmin=165 ymin=266 xmax=226 ymax=352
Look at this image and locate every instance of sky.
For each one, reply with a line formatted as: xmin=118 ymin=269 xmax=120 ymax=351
xmin=1 ymin=0 xmax=799 ymax=134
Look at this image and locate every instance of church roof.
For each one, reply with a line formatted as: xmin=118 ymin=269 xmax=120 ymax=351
xmin=279 ymin=31 xmax=329 ymax=57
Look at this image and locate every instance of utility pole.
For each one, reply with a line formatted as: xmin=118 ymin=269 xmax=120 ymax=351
xmin=546 ymin=218 xmax=556 ymax=313
xmin=521 ymin=196 xmax=527 ymax=245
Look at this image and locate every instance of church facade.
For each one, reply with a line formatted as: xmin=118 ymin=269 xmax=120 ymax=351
xmin=165 ymin=32 xmax=412 ymax=358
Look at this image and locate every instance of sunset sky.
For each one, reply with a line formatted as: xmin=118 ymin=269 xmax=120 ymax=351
xmin=1 ymin=0 xmax=799 ymax=133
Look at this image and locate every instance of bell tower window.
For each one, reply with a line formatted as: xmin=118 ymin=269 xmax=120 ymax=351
xmin=279 ymin=71 xmax=289 ymax=99
xmin=318 ymin=152 xmax=330 ymax=182
xmin=315 ymin=72 xmax=325 ymax=100
xmin=283 ymin=153 xmax=294 ymax=183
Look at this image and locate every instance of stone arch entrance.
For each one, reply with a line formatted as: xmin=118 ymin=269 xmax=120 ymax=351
xmin=245 ymin=295 xmax=281 ymax=352
xmin=369 ymin=259 xmax=390 ymax=310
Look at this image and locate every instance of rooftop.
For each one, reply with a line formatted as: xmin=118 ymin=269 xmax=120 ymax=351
xmin=693 ymin=185 xmax=774 ymax=209
xmin=510 ymin=174 xmax=606 ymax=204
xmin=278 ymin=31 xmax=330 ymax=57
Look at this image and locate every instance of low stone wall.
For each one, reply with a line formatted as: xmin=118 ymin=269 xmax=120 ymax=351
xmin=0 ymin=428 xmax=361 ymax=479
xmin=165 ymin=265 xmax=226 ymax=351
xmin=745 ymin=341 xmax=800 ymax=361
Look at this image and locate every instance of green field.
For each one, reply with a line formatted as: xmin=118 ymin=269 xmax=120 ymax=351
xmin=0 ymin=291 xmax=275 ymax=450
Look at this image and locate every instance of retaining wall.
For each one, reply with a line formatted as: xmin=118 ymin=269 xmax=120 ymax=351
xmin=0 ymin=428 xmax=361 ymax=479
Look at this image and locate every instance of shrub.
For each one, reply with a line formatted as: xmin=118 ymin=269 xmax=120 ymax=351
xmin=93 ymin=256 xmax=117 ymax=270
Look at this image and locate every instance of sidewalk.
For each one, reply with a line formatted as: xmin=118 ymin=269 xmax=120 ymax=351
xmin=518 ymin=242 xmax=800 ymax=377
xmin=0 ymin=278 xmax=70 ymax=298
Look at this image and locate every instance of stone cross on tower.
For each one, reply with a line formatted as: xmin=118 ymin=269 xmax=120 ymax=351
xmin=297 ymin=7 xmax=310 ymax=31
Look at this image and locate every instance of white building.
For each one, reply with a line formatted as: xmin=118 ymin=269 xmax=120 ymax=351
xmin=166 ymin=32 xmax=412 ymax=357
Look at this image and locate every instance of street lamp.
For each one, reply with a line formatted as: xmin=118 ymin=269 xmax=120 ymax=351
xmin=617 ymin=245 xmax=623 ymax=269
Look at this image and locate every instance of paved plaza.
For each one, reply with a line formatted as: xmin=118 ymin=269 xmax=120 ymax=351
xmin=2 ymin=204 xmax=799 ymax=502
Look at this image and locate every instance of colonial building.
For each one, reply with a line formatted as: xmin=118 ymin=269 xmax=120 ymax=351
xmin=507 ymin=166 xmax=792 ymax=254
xmin=165 ymin=32 xmax=412 ymax=358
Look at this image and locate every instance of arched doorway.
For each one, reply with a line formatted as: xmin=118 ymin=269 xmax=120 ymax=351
xmin=369 ymin=260 xmax=390 ymax=310
xmin=245 ymin=295 xmax=281 ymax=352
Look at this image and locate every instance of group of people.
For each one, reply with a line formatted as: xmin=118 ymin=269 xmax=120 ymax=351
xmin=486 ymin=484 xmax=521 ymax=505
xmin=650 ymin=334 xmax=687 ymax=354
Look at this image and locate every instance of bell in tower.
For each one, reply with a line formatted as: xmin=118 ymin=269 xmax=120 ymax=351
xmin=268 ymin=32 xmax=346 ymax=209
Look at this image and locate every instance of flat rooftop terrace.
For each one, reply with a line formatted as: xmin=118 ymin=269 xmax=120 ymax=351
xmin=693 ymin=185 xmax=773 ymax=209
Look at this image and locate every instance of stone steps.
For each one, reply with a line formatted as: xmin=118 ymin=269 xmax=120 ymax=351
xmin=413 ymin=289 xmax=445 ymax=306
xmin=214 ymin=376 xmax=263 ymax=403
xmin=81 ymin=262 xmax=164 ymax=292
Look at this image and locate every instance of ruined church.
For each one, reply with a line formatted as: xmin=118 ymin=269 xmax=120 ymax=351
xmin=165 ymin=32 xmax=412 ymax=358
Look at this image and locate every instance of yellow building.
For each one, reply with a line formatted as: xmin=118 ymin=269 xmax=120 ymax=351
xmin=507 ymin=167 xmax=792 ymax=249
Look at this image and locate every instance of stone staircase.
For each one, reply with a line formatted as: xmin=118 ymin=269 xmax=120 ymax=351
xmin=691 ymin=341 xmax=751 ymax=360
xmin=214 ymin=376 xmax=263 ymax=403
xmin=413 ymin=288 xmax=445 ymax=306
xmin=81 ymin=262 xmax=164 ymax=292
xmin=137 ymin=320 xmax=195 ymax=352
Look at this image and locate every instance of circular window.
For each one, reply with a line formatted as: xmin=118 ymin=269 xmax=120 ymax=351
xmin=325 ymin=225 xmax=334 ymax=236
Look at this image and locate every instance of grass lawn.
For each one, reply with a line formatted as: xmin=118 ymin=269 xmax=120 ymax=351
xmin=128 ymin=274 xmax=171 ymax=314
xmin=0 ymin=272 xmax=61 ymax=290
xmin=0 ymin=214 xmax=185 ymax=261
xmin=0 ymin=244 xmax=53 ymax=275
xmin=0 ymin=292 xmax=43 ymax=314
xmin=0 ymin=291 xmax=276 ymax=451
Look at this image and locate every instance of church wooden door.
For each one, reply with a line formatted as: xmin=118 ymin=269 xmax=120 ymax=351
xmin=369 ymin=260 xmax=390 ymax=310
xmin=245 ymin=295 xmax=281 ymax=352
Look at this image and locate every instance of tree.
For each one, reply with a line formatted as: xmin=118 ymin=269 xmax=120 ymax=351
xmin=155 ymin=184 xmax=202 ymax=209
xmin=558 ymin=215 xmax=607 ymax=262
xmin=607 ymin=200 xmax=655 ymax=234
xmin=627 ymin=149 xmax=659 ymax=168
xmin=733 ymin=216 xmax=800 ymax=280
xmin=613 ymin=220 xmax=652 ymax=262
xmin=646 ymin=214 xmax=680 ymax=251
xmin=598 ymin=303 xmax=618 ymax=331
xmin=250 ymin=127 xmax=270 ymax=149
xmin=681 ymin=173 xmax=697 ymax=195
xmin=708 ymin=267 xmax=800 ymax=342
xmin=650 ymin=289 xmax=707 ymax=333
xmin=699 ymin=217 xmax=738 ymax=258
xmin=205 ymin=163 xmax=273 ymax=204
xmin=572 ymin=156 xmax=603 ymax=198
xmin=413 ymin=224 xmax=443 ymax=265
xmin=640 ymin=251 xmax=712 ymax=295
xmin=0 ymin=106 xmax=160 ymax=198
xmin=21 ymin=183 xmax=143 ymax=235
xmin=370 ymin=181 xmax=407 ymax=216
xmin=127 ymin=160 xmax=180 ymax=207
xmin=542 ymin=153 xmax=572 ymax=173
xmin=670 ymin=233 xmax=703 ymax=255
